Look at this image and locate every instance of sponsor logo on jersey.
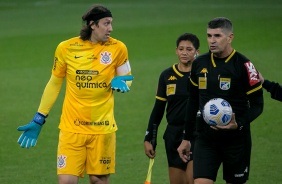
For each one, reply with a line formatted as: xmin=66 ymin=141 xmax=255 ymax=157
xmin=57 ymin=155 xmax=67 ymax=169
xmin=87 ymin=54 xmax=98 ymax=60
xmin=219 ymin=78 xmax=231 ymax=90
xmin=168 ymin=76 xmax=177 ymax=80
xmin=70 ymin=42 xmax=83 ymax=46
xmin=76 ymin=70 xmax=99 ymax=75
xmin=74 ymin=55 xmax=83 ymax=59
xmin=166 ymin=84 xmax=176 ymax=96
xmin=74 ymin=119 xmax=110 ymax=126
xmin=75 ymin=72 xmax=107 ymax=89
xmin=244 ymin=61 xmax=259 ymax=86
xmin=53 ymin=57 xmax=58 ymax=70
xmin=100 ymin=51 xmax=112 ymax=65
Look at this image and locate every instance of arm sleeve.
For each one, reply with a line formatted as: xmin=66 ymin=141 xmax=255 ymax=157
xmin=144 ymin=71 xmax=167 ymax=142
xmin=247 ymin=90 xmax=264 ymax=123
xmin=144 ymin=99 xmax=166 ymax=142
xmin=236 ymin=89 xmax=264 ymax=129
xmin=263 ymin=80 xmax=282 ymax=102
xmin=37 ymin=74 xmax=64 ymax=115
xmin=235 ymin=62 xmax=264 ymax=129
xmin=183 ymin=79 xmax=199 ymax=140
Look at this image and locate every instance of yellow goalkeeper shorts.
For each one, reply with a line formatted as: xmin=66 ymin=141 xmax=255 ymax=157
xmin=57 ymin=130 xmax=116 ymax=177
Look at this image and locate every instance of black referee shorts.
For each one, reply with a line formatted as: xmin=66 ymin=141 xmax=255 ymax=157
xmin=193 ymin=129 xmax=251 ymax=183
xmin=163 ymin=124 xmax=195 ymax=170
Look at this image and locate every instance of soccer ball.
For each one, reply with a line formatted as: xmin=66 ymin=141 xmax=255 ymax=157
xmin=203 ymin=98 xmax=233 ymax=126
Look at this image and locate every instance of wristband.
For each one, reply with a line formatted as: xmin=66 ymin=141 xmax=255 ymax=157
xmin=33 ymin=112 xmax=47 ymax=125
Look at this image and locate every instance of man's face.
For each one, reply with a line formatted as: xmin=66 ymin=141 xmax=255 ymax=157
xmin=207 ymin=28 xmax=233 ymax=56
xmin=91 ymin=17 xmax=113 ymax=43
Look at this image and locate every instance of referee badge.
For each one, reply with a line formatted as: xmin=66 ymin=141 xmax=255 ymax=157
xmin=220 ymin=78 xmax=231 ymax=90
xmin=199 ymin=77 xmax=207 ymax=89
xmin=166 ymin=84 xmax=176 ymax=96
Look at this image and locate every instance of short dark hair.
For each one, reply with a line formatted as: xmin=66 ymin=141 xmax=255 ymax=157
xmin=208 ymin=17 xmax=233 ymax=33
xmin=80 ymin=4 xmax=112 ymax=41
xmin=176 ymin=33 xmax=200 ymax=49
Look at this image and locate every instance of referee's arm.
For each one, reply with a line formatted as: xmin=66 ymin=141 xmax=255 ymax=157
xmin=144 ymin=99 xmax=166 ymax=142
xmin=263 ymin=80 xmax=282 ymax=102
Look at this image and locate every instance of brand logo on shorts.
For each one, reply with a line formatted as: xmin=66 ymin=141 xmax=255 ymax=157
xmin=234 ymin=166 xmax=248 ymax=178
xmin=100 ymin=157 xmax=111 ymax=164
xmin=74 ymin=119 xmax=110 ymax=126
xmin=57 ymin=155 xmax=67 ymax=169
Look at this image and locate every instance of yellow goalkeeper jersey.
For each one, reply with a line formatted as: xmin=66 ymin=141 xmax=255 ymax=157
xmin=52 ymin=36 xmax=128 ymax=134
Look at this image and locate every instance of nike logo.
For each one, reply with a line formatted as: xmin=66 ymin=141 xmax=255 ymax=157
xmin=74 ymin=56 xmax=83 ymax=59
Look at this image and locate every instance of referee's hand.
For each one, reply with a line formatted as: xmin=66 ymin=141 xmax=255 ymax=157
xmin=211 ymin=113 xmax=238 ymax=131
xmin=177 ymin=140 xmax=192 ymax=163
xmin=144 ymin=141 xmax=156 ymax=159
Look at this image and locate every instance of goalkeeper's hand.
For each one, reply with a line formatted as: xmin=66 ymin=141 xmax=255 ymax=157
xmin=111 ymin=75 xmax=134 ymax=93
xmin=17 ymin=112 xmax=47 ymax=148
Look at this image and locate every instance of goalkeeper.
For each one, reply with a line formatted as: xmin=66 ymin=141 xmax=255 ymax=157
xmin=17 ymin=4 xmax=133 ymax=184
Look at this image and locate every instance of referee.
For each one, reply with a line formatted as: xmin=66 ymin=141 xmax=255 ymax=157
xmin=178 ymin=17 xmax=263 ymax=184
xmin=144 ymin=33 xmax=200 ymax=184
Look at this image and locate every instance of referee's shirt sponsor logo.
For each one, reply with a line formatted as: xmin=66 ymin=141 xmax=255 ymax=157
xmin=244 ymin=61 xmax=259 ymax=86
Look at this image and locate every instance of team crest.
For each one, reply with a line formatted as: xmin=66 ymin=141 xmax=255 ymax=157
xmin=57 ymin=155 xmax=67 ymax=169
xmin=220 ymin=78 xmax=231 ymax=90
xmin=100 ymin=51 xmax=112 ymax=65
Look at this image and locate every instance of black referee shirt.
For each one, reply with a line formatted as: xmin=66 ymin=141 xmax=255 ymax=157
xmin=184 ymin=50 xmax=263 ymax=139
xmin=156 ymin=64 xmax=191 ymax=126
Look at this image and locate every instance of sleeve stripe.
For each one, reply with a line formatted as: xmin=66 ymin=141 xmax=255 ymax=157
xmin=156 ymin=96 xmax=167 ymax=101
xmin=246 ymin=84 xmax=262 ymax=95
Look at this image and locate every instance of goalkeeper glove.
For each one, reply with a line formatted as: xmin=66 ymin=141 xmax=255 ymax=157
xmin=111 ymin=75 xmax=134 ymax=93
xmin=17 ymin=112 xmax=47 ymax=148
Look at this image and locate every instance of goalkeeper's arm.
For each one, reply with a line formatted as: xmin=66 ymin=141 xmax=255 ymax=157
xmin=37 ymin=74 xmax=64 ymax=115
xmin=111 ymin=61 xmax=134 ymax=92
xmin=17 ymin=74 xmax=64 ymax=148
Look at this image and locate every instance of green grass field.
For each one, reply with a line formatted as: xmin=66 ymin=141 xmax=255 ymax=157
xmin=1 ymin=0 xmax=282 ymax=183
